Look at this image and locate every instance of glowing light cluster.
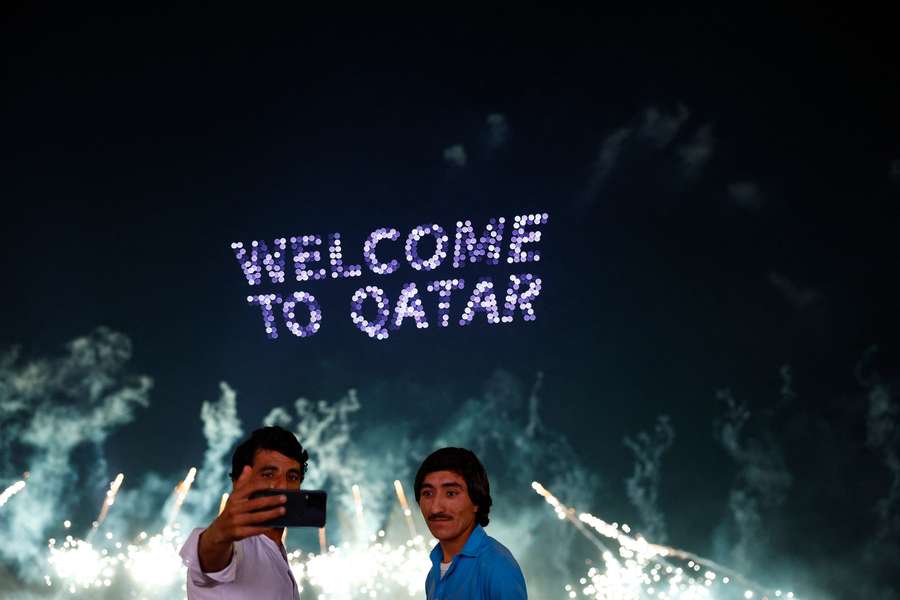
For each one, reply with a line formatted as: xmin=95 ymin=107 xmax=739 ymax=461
xmin=391 ymin=283 xmax=429 ymax=330
xmin=301 ymin=533 xmax=432 ymax=599
xmin=460 ymin=278 xmax=500 ymax=325
xmin=291 ymin=235 xmax=327 ymax=281
xmin=283 ymin=291 xmax=323 ymax=337
xmin=405 ymin=224 xmax=449 ymax=271
xmin=124 ymin=527 xmax=186 ymax=589
xmin=502 ymin=274 xmax=541 ymax=322
xmin=363 ymin=228 xmax=401 ymax=275
xmin=507 ymin=213 xmax=548 ymax=264
xmin=47 ymin=537 xmax=113 ymax=593
xmin=427 ymin=279 xmax=466 ymax=327
xmin=231 ymin=239 xmax=289 ymax=286
xmin=43 ymin=501 xmax=431 ymax=600
xmin=247 ymin=293 xmax=281 ymax=339
xmin=47 ymin=526 xmax=189 ymax=595
xmin=37 ymin=472 xmax=801 ymax=600
xmin=248 ymin=292 xmax=324 ymax=339
xmin=231 ymin=213 xmax=550 ymax=341
xmin=351 ymin=286 xmax=391 ymax=339
xmin=453 ymin=218 xmax=505 ymax=267
xmin=344 ymin=273 xmax=544 ymax=339
xmin=328 ymin=233 xmax=363 ymax=279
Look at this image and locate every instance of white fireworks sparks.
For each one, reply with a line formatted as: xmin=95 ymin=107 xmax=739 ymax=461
xmin=41 ymin=475 xmax=433 ymax=599
xmin=31 ymin=472 xmax=800 ymax=599
xmin=0 ymin=479 xmax=26 ymax=508
xmin=533 ymin=481 xmax=797 ymax=600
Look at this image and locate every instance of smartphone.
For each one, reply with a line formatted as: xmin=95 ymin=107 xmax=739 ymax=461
xmin=248 ymin=489 xmax=327 ymax=528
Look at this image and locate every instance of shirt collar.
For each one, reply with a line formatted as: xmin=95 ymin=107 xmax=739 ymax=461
xmin=430 ymin=524 xmax=487 ymax=565
xmin=458 ymin=524 xmax=486 ymax=557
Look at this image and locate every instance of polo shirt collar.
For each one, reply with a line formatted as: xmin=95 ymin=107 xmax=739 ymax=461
xmin=459 ymin=524 xmax=486 ymax=557
xmin=430 ymin=524 xmax=487 ymax=564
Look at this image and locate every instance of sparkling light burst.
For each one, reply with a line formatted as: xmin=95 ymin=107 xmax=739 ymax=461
xmin=38 ymin=474 xmax=798 ymax=599
xmin=532 ymin=481 xmax=797 ymax=600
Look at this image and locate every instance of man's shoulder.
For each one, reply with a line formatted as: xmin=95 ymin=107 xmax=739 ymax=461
xmin=479 ymin=533 xmax=523 ymax=574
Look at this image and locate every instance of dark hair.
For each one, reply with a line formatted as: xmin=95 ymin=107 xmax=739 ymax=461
xmin=414 ymin=447 xmax=492 ymax=527
xmin=230 ymin=426 xmax=309 ymax=482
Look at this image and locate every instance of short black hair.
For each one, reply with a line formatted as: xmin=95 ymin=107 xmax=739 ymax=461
xmin=230 ymin=426 xmax=309 ymax=482
xmin=414 ymin=447 xmax=492 ymax=527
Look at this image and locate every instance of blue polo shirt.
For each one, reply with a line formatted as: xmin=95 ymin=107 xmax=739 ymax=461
xmin=425 ymin=525 xmax=527 ymax=600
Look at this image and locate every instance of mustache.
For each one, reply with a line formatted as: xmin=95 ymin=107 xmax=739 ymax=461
xmin=428 ymin=513 xmax=453 ymax=521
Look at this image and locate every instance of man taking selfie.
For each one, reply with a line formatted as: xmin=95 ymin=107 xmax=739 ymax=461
xmin=179 ymin=426 xmax=307 ymax=599
xmin=415 ymin=447 xmax=527 ymax=599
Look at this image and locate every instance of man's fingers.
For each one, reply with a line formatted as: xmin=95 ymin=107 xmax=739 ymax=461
xmin=230 ymin=466 xmax=255 ymax=498
xmin=232 ymin=472 xmax=279 ymax=501
xmin=234 ymin=506 xmax=286 ymax=526
xmin=237 ymin=494 xmax=287 ymax=514
xmin=233 ymin=480 xmax=288 ymax=502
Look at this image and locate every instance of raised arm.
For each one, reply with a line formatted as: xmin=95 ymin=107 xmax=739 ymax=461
xmin=197 ymin=466 xmax=287 ymax=572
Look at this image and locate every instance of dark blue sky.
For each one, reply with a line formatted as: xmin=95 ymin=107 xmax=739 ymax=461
xmin=3 ymin=5 xmax=899 ymax=591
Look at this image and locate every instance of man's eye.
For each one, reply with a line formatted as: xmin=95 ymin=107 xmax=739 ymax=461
xmin=447 ymin=491 xmax=457 ymax=497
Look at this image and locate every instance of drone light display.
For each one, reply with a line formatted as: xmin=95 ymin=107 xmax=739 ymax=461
xmin=231 ymin=213 xmax=548 ymax=339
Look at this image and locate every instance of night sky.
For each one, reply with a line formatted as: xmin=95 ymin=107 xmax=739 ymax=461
xmin=3 ymin=5 xmax=899 ymax=598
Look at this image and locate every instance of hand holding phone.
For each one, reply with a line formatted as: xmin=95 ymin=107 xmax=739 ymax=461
xmin=198 ymin=466 xmax=294 ymax=572
xmin=248 ymin=489 xmax=327 ymax=528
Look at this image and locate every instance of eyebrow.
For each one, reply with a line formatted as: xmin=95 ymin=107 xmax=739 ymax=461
xmin=421 ymin=482 xmax=463 ymax=489
xmin=260 ymin=465 xmax=302 ymax=476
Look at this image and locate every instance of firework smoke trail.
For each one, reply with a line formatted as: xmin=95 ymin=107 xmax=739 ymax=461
xmin=533 ymin=481 xmax=797 ymax=600
xmin=319 ymin=527 xmax=328 ymax=554
xmin=0 ymin=328 xmax=153 ymax=580
xmin=88 ymin=473 xmax=124 ymax=538
xmin=0 ymin=480 xmax=26 ymax=508
xmin=624 ymin=415 xmax=674 ymax=543
xmin=168 ymin=467 xmax=197 ymax=525
xmin=394 ymin=479 xmax=418 ymax=539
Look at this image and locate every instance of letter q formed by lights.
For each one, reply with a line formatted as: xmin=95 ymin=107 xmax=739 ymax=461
xmin=230 ymin=212 xmax=548 ymax=341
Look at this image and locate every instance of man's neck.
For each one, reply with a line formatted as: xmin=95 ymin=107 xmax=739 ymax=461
xmin=263 ymin=528 xmax=285 ymax=548
xmin=439 ymin=524 xmax=475 ymax=563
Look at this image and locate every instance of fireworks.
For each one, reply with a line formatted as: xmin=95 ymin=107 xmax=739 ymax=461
xmin=90 ymin=473 xmax=124 ymax=533
xmin=0 ymin=479 xmax=26 ymax=508
xmin=533 ymin=481 xmax=797 ymax=600
xmin=168 ymin=467 xmax=197 ymax=524
xmin=47 ymin=526 xmax=188 ymax=595
xmin=299 ymin=531 xmax=431 ymax=599
xmin=352 ymin=484 xmax=365 ymax=521
xmin=43 ymin=519 xmax=431 ymax=599
xmin=33 ymin=472 xmax=801 ymax=599
xmin=40 ymin=471 xmax=434 ymax=599
xmin=393 ymin=479 xmax=418 ymax=539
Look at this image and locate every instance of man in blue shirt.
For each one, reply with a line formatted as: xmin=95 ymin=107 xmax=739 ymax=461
xmin=414 ymin=447 xmax=527 ymax=600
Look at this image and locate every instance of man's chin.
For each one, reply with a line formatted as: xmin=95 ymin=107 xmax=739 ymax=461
xmin=426 ymin=520 xmax=455 ymax=538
